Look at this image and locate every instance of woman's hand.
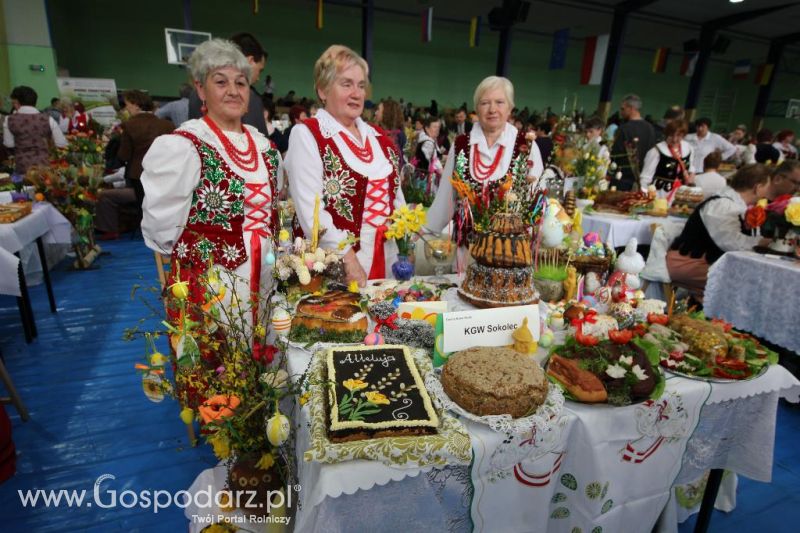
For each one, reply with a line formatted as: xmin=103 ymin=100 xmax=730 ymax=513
xmin=342 ymin=248 xmax=367 ymax=287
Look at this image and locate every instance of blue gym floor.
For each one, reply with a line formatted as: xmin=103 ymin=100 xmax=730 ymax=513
xmin=0 ymin=237 xmax=798 ymax=532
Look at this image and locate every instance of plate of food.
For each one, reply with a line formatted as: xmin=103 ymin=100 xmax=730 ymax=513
xmin=645 ymin=316 xmax=778 ymax=382
xmin=545 ymin=332 xmax=665 ymax=406
xmin=365 ymin=279 xmax=453 ymax=305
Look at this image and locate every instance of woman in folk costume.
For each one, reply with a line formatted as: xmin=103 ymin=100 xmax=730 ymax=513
xmin=639 ymin=119 xmax=695 ymax=195
xmin=425 ymin=76 xmax=544 ymax=256
xmin=285 ymin=45 xmax=404 ymax=287
xmin=141 ymin=39 xmax=280 ymax=351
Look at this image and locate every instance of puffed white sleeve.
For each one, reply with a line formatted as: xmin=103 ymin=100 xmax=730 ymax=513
xmin=527 ymin=139 xmax=544 ymax=179
xmin=141 ymin=134 xmax=200 ymax=255
xmin=285 ymin=125 xmax=352 ymax=252
xmin=424 ymin=143 xmax=457 ymax=232
xmin=700 ymin=199 xmax=760 ymax=252
xmin=717 ymin=135 xmax=737 ymax=161
xmin=639 ymin=147 xmax=659 ymax=191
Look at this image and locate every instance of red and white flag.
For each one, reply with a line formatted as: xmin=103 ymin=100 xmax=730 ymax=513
xmin=580 ymin=34 xmax=609 ymax=85
xmin=421 ymin=7 xmax=433 ymax=43
xmin=680 ymin=53 xmax=698 ymax=77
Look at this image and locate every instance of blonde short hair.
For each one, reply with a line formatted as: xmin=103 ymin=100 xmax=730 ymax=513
xmin=473 ymin=76 xmax=515 ymax=111
xmin=314 ymin=45 xmax=370 ymax=95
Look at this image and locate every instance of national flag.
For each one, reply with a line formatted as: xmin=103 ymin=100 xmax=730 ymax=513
xmin=549 ymin=28 xmax=570 ymax=70
xmin=316 ymin=0 xmax=323 ymax=30
xmin=469 ymin=16 xmax=481 ymax=47
xmin=253 ymin=0 xmax=259 ymax=15
xmin=421 ymin=7 xmax=433 ymax=43
xmin=754 ymin=63 xmax=774 ymax=86
xmin=679 ymin=52 xmax=698 ymax=77
xmin=651 ymin=47 xmax=669 ymax=74
xmin=733 ymin=59 xmax=751 ymax=80
xmin=579 ymin=34 xmax=609 ymax=85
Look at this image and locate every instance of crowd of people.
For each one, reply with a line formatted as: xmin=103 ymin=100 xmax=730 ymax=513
xmin=2 ymin=32 xmax=798 ymax=312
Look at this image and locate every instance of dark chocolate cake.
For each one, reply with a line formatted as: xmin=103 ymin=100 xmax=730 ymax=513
xmin=326 ymin=345 xmax=439 ymax=442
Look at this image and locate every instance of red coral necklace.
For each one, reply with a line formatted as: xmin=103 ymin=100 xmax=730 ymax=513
xmin=203 ymin=115 xmax=259 ymax=172
xmin=339 ymin=131 xmax=374 ymax=163
xmin=471 ymin=144 xmax=504 ymax=181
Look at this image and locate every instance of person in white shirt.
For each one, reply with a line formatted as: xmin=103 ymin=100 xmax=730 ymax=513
xmin=772 ymin=129 xmax=798 ymax=160
xmin=666 ymin=164 xmax=772 ymax=299
xmin=694 ymin=151 xmax=727 ymax=199
xmin=425 ymin=76 xmax=544 ymax=258
xmin=3 ymin=85 xmax=67 ymax=174
xmin=639 ymin=119 xmax=694 ymax=194
xmin=685 ymin=117 xmax=736 ymax=174
xmin=285 ymin=45 xmax=405 ymax=286
xmin=141 ymin=38 xmax=281 ymax=335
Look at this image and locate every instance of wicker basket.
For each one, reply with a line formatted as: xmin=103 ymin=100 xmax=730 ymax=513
xmin=560 ymin=245 xmax=613 ymax=277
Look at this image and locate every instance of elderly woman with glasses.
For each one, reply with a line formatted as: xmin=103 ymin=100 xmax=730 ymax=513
xmin=140 ymin=38 xmax=281 ymax=336
xmin=285 ymin=44 xmax=405 ymax=286
xmin=425 ymin=76 xmax=544 ymax=250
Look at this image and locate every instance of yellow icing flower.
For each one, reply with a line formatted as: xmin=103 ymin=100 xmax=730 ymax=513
xmin=365 ymin=391 xmax=390 ymax=405
xmin=786 ymin=201 xmax=800 ymax=226
xmin=343 ymin=379 xmax=368 ymax=391
xmin=255 ymin=452 xmax=275 ymax=470
xmin=208 ymin=433 xmax=231 ymax=460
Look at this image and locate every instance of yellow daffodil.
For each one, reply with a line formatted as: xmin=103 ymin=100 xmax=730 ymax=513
xmin=254 ymin=324 xmax=266 ymax=338
xmin=365 ymin=391 xmax=390 ymax=405
xmin=343 ymin=379 xmax=368 ymax=391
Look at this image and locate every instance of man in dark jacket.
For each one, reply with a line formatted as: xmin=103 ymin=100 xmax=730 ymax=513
xmin=188 ymin=32 xmax=268 ymax=135
xmin=610 ymin=94 xmax=656 ymax=191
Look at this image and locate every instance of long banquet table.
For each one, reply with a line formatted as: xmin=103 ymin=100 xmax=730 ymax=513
xmin=284 ymin=288 xmax=800 ymax=533
xmin=582 ymin=211 xmax=687 ymax=248
xmin=182 ymin=282 xmax=800 ymax=533
xmin=704 ymin=251 xmax=800 ymax=354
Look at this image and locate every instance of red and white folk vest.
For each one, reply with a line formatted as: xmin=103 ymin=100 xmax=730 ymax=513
xmin=299 ymin=118 xmax=401 ymax=277
xmin=451 ymin=130 xmax=529 ymax=246
xmin=168 ymin=130 xmax=280 ymax=309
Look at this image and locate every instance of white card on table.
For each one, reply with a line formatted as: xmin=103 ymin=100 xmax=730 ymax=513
xmin=442 ymin=304 xmax=539 ymax=353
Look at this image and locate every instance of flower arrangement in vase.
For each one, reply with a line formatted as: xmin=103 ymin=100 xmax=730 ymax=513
xmin=384 ymin=204 xmax=426 ymax=280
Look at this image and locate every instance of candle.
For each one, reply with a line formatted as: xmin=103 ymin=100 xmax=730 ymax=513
xmin=311 ymin=194 xmax=320 ymax=250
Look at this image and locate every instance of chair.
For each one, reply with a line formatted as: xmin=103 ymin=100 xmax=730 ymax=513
xmin=0 ymin=347 xmax=29 ymax=422
xmin=153 ymin=251 xmax=197 ymax=446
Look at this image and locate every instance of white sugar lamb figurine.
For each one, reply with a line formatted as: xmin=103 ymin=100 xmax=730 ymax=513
xmin=614 ymin=237 xmax=646 ymax=290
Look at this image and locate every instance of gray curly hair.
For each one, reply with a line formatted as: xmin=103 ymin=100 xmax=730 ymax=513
xmin=188 ymin=38 xmax=251 ymax=84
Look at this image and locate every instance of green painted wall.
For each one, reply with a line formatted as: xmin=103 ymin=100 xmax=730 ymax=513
xmin=46 ymin=0 xmax=799 ymax=131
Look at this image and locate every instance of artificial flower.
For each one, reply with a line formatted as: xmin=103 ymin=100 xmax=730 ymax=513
xmin=312 ymin=261 xmax=326 ymax=273
xmin=786 ymin=200 xmax=800 ymax=226
xmin=260 ymin=369 xmax=289 ymax=389
xmin=631 ymin=365 xmax=648 ymax=381
xmin=299 ymin=391 xmax=312 ymax=406
xmin=365 ymin=391 xmax=390 ymax=405
xmin=179 ymin=407 xmax=194 ymax=425
xmin=208 ymin=433 xmax=232 ymax=459
xmin=348 ymin=280 xmax=360 ymax=293
xmin=605 ymin=364 xmax=627 ymax=379
xmin=278 ymin=229 xmax=290 ymax=242
xmin=170 ymin=280 xmax=190 ymax=300
xmin=149 ymin=351 xmax=168 ymax=367
xmin=343 ymin=379 xmax=368 ymax=391
xmin=198 ymin=395 xmax=241 ymax=424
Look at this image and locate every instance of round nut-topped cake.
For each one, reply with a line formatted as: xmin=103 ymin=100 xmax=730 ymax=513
xmin=441 ymin=346 xmax=548 ymax=418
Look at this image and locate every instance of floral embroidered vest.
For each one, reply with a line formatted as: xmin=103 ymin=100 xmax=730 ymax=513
xmin=451 ymin=130 xmax=529 ymax=245
xmin=301 ymin=118 xmax=400 ymax=251
xmin=170 ymin=130 xmax=280 ymax=271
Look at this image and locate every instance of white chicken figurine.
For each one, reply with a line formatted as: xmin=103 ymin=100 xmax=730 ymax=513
xmin=612 ymin=237 xmax=646 ymax=291
xmin=541 ymin=203 xmax=565 ymax=248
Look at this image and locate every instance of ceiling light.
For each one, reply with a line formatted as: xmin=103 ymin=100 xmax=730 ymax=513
xmin=729 ymin=0 xmax=744 ymax=4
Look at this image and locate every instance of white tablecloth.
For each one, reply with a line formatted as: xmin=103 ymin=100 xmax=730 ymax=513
xmin=0 ymin=202 xmax=72 ymax=288
xmin=0 ymin=246 xmax=20 ymax=296
xmin=582 ymin=212 xmax=687 ymax=248
xmin=704 ymin=251 xmax=800 ymax=354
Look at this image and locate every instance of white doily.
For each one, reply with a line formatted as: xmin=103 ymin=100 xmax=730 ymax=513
xmin=425 ymin=368 xmax=564 ymax=438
